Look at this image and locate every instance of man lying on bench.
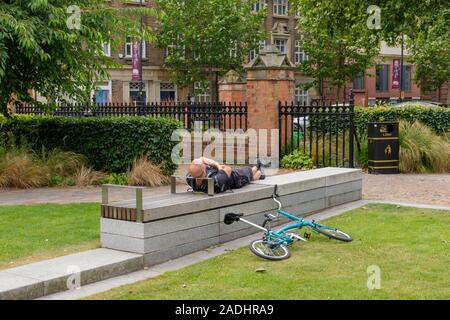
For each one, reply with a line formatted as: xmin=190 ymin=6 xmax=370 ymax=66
xmin=186 ymin=157 xmax=265 ymax=194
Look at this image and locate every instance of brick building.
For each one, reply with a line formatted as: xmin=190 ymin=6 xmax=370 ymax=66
xmin=94 ymin=0 xmax=316 ymax=105
xmin=41 ymin=0 xmax=448 ymax=106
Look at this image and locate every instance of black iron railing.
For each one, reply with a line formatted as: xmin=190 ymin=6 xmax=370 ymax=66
xmin=15 ymin=101 xmax=248 ymax=131
xmin=279 ymin=98 xmax=355 ymax=168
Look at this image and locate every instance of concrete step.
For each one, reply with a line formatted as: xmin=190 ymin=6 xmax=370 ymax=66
xmin=0 ymin=248 xmax=143 ymax=300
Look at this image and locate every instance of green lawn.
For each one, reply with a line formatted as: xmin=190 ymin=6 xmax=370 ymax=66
xmin=0 ymin=203 xmax=100 ymax=269
xmin=89 ymin=204 xmax=450 ymax=300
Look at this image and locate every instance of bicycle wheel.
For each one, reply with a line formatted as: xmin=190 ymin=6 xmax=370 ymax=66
xmin=249 ymin=240 xmax=291 ymax=261
xmin=312 ymin=225 xmax=353 ymax=242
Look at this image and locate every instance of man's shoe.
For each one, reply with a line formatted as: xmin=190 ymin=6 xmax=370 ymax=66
xmin=257 ymin=159 xmax=266 ymax=180
xmin=256 ymin=159 xmax=264 ymax=170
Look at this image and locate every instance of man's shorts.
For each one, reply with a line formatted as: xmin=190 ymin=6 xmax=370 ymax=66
xmin=231 ymin=167 xmax=253 ymax=188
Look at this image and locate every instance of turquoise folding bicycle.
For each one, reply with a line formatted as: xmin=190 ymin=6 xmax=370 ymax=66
xmin=224 ymin=185 xmax=353 ymax=260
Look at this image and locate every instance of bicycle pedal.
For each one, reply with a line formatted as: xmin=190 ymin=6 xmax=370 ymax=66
xmin=304 ymin=232 xmax=311 ymax=240
xmin=286 ymin=233 xmax=307 ymax=242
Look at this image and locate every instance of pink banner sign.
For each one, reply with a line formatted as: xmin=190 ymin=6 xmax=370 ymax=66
xmin=132 ymin=39 xmax=141 ymax=81
xmin=392 ymin=59 xmax=400 ymax=89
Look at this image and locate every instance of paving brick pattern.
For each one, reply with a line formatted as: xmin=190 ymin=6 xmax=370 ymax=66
xmin=0 ymin=173 xmax=448 ymax=206
xmin=362 ymin=173 xmax=450 ymax=205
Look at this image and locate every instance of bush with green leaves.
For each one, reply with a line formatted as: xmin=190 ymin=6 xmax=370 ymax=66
xmin=398 ymin=121 xmax=450 ymax=173
xmin=281 ymin=151 xmax=314 ymax=170
xmin=102 ymin=173 xmax=128 ymax=186
xmin=308 ymin=105 xmax=449 ymax=136
xmin=0 ymin=116 xmax=181 ymax=174
xmin=355 ymin=105 xmax=450 ymax=134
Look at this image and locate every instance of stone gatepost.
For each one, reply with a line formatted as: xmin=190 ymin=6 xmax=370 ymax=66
xmin=218 ymin=70 xmax=247 ymax=103
xmin=245 ymin=45 xmax=296 ymax=165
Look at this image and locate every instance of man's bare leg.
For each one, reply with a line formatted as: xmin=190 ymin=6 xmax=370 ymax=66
xmin=252 ymin=166 xmax=262 ymax=181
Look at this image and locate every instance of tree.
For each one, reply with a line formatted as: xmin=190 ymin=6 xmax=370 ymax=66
xmin=407 ymin=9 xmax=450 ymax=98
xmin=292 ymin=0 xmax=450 ymax=99
xmin=369 ymin=0 xmax=449 ymax=98
xmin=154 ymin=0 xmax=266 ymax=98
xmin=291 ymin=0 xmax=382 ymax=99
xmin=0 ymin=0 xmax=155 ymax=116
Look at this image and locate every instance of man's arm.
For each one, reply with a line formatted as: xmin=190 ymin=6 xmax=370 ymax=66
xmin=200 ymin=157 xmax=222 ymax=170
xmin=199 ymin=157 xmax=232 ymax=177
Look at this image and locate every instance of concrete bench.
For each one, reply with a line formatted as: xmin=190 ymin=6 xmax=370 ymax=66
xmin=101 ymin=167 xmax=362 ymax=266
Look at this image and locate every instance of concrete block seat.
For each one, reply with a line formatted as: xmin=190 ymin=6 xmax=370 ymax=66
xmin=101 ymin=168 xmax=362 ymax=266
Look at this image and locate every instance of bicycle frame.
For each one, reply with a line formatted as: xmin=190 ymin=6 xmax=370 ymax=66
xmin=239 ymin=204 xmax=337 ymax=247
xmin=235 ymin=184 xmax=339 ymax=246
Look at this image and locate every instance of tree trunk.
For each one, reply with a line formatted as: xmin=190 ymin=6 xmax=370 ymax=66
xmin=215 ymin=71 xmax=219 ymax=102
xmin=447 ymin=80 xmax=450 ymax=104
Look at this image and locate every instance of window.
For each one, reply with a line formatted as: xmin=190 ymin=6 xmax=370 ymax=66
xmin=294 ymin=40 xmax=308 ymax=64
xmin=194 ymin=82 xmax=211 ymax=103
xmin=94 ymin=81 xmax=111 ymax=104
xmin=125 ymin=36 xmax=146 ymax=58
xmin=249 ymin=40 xmax=266 ymax=61
xmin=273 ymin=0 xmax=288 ymax=16
xmin=125 ymin=36 xmax=133 ymax=58
xmin=129 ymin=82 xmax=147 ymax=103
xmin=376 ymin=64 xmax=389 ymax=92
xmin=251 ymin=0 xmax=266 ymax=12
xmin=160 ymin=83 xmax=177 ymax=102
xmin=402 ymin=65 xmax=412 ymax=92
xmin=230 ymin=41 xmax=238 ymax=58
xmin=353 ymin=73 xmax=365 ymax=90
xmin=295 ymin=87 xmax=310 ymax=105
xmin=166 ymin=35 xmax=186 ymax=60
xmin=102 ymin=43 xmax=111 ymax=56
xmin=274 ymin=39 xmax=287 ymax=54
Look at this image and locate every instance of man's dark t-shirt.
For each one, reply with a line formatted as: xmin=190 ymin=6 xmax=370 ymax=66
xmin=187 ymin=166 xmax=230 ymax=193
xmin=186 ymin=166 xmax=253 ymax=194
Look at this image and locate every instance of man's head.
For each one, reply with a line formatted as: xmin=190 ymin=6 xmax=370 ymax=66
xmin=188 ymin=161 xmax=205 ymax=179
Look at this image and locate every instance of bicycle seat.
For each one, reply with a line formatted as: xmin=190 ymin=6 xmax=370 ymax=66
xmin=224 ymin=213 xmax=244 ymax=225
xmin=264 ymin=213 xmax=278 ymax=220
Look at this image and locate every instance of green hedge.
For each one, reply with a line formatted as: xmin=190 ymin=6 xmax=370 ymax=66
xmin=308 ymin=105 xmax=450 ymax=135
xmin=355 ymin=106 xmax=450 ymax=134
xmin=0 ymin=115 xmax=181 ymax=174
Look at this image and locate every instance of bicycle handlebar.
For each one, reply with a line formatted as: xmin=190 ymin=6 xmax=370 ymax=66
xmin=273 ymin=185 xmax=280 ymax=198
xmin=272 ymin=185 xmax=282 ymax=210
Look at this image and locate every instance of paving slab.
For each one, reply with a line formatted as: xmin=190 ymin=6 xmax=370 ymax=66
xmin=0 ymin=248 xmax=143 ymax=300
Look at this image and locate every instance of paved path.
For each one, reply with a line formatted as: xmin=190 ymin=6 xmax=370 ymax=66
xmin=1 ymin=173 xmax=449 ymax=206
xmin=0 ymin=185 xmax=172 ymax=205
xmin=362 ymin=173 xmax=450 ymax=205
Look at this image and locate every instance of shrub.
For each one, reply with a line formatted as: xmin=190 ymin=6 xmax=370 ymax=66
xmin=355 ymin=105 xmax=450 ymax=134
xmin=0 ymin=135 xmax=50 ymax=188
xmin=127 ymin=156 xmax=169 ymax=187
xmin=74 ymin=166 xmax=106 ymax=187
xmin=0 ymin=150 xmax=50 ymax=188
xmin=102 ymin=173 xmax=128 ymax=186
xmin=281 ymin=151 xmax=314 ymax=170
xmin=399 ymin=121 xmax=450 ymax=173
xmin=41 ymin=149 xmax=87 ymax=177
xmin=0 ymin=134 xmax=101 ymax=188
xmin=0 ymin=115 xmax=182 ymax=174
xmin=355 ymin=135 xmax=368 ymax=168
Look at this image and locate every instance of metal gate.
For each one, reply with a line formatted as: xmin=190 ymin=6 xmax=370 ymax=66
xmin=279 ymin=98 xmax=355 ymax=168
